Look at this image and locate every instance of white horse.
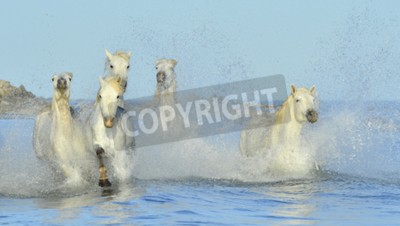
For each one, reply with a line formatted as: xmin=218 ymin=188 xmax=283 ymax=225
xmin=240 ymin=85 xmax=319 ymax=173
xmin=155 ymin=59 xmax=178 ymax=106
xmin=104 ymin=49 xmax=131 ymax=90
xmin=152 ymin=58 xmax=186 ymax=136
xmin=84 ymin=76 xmax=135 ymax=187
xmin=33 ymin=72 xmax=87 ymax=183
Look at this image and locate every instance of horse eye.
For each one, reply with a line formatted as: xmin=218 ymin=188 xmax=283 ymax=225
xmin=110 ymin=65 xmax=114 ymax=69
xmin=296 ymin=99 xmax=300 ymax=103
xmin=52 ymin=78 xmax=54 ymax=81
xmin=155 ymin=67 xmax=158 ymax=70
xmin=68 ymin=78 xmax=72 ymax=81
xmin=127 ymin=65 xmax=130 ymax=69
xmin=117 ymin=95 xmax=120 ymax=99
xmin=99 ymin=95 xmax=102 ymax=99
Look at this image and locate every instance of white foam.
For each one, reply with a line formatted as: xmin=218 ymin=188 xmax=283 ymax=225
xmin=1 ymin=101 xmax=399 ymax=198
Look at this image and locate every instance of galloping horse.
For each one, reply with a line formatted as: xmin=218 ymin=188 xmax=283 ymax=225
xmin=33 ymin=72 xmax=87 ymax=183
xmin=240 ymin=85 xmax=319 ymax=173
xmin=84 ymin=76 xmax=135 ymax=187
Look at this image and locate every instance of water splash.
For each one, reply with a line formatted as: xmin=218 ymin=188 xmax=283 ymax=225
xmin=309 ymin=5 xmax=400 ymax=101
xmin=1 ymin=98 xmax=400 ymax=198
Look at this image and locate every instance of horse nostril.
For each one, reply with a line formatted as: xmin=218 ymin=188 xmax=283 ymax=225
xmin=306 ymin=110 xmax=318 ymax=123
xmin=156 ymin=72 xmax=166 ymax=83
xmin=57 ymin=78 xmax=67 ymax=88
xmin=104 ymin=117 xmax=114 ymax=128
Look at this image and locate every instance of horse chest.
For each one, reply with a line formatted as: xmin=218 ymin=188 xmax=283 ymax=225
xmin=97 ymin=125 xmax=125 ymax=151
xmin=105 ymin=129 xmax=117 ymax=149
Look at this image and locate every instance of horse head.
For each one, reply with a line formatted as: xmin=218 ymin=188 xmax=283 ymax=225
xmin=155 ymin=59 xmax=177 ymax=88
xmin=105 ymin=49 xmax=131 ymax=79
xmin=290 ymin=85 xmax=318 ymax=123
xmin=97 ymin=77 xmax=124 ymax=128
xmin=52 ymin=72 xmax=73 ymax=99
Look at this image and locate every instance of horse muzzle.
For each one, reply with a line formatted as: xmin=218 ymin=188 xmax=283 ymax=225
xmin=57 ymin=78 xmax=68 ymax=90
xmin=157 ymin=71 xmax=166 ymax=84
xmin=306 ymin=110 xmax=318 ymax=123
xmin=104 ymin=117 xmax=114 ymax=128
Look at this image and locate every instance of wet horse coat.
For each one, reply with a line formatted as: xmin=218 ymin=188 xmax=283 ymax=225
xmin=84 ymin=77 xmax=135 ymax=187
xmin=240 ymin=85 xmax=319 ymax=174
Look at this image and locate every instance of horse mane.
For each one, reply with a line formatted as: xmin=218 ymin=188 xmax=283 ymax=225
xmin=105 ymin=51 xmax=131 ymax=65
xmin=275 ymin=88 xmax=312 ymax=124
xmin=275 ymin=95 xmax=292 ymax=124
xmin=109 ymin=77 xmax=125 ymax=93
xmin=114 ymin=51 xmax=130 ymax=61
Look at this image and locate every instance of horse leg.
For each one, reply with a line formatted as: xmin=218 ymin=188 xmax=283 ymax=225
xmin=96 ymin=147 xmax=111 ymax=187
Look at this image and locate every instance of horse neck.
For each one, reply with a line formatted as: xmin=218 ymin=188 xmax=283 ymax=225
xmin=92 ymin=101 xmax=102 ymax=121
xmin=52 ymin=92 xmax=72 ymax=133
xmin=168 ymin=72 xmax=177 ymax=92
xmin=157 ymin=79 xmax=176 ymax=106
xmin=52 ymin=91 xmax=70 ymax=112
xmin=158 ymin=92 xmax=175 ymax=106
xmin=273 ymin=96 xmax=303 ymax=144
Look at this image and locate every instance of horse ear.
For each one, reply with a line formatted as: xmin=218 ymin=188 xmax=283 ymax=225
xmin=65 ymin=72 xmax=73 ymax=80
xmin=155 ymin=59 xmax=163 ymax=66
xmin=291 ymin=84 xmax=296 ymax=95
xmin=310 ymin=85 xmax=316 ymax=94
xmin=105 ymin=49 xmax=113 ymax=60
xmin=170 ymin=59 xmax=178 ymax=67
xmin=127 ymin=51 xmax=131 ymax=58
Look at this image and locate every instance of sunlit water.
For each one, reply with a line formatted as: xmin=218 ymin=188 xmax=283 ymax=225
xmin=1 ymin=101 xmax=400 ymax=225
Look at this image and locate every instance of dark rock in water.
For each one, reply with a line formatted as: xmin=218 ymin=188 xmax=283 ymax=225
xmin=0 ymin=80 xmax=49 ymax=116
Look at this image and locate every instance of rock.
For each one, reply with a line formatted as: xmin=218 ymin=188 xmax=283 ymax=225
xmin=0 ymin=80 xmax=49 ymax=116
xmin=8 ymin=85 xmax=35 ymax=98
xmin=0 ymin=80 xmax=14 ymax=98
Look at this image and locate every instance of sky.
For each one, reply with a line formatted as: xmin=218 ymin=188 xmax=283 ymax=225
xmin=0 ymin=0 xmax=399 ymax=101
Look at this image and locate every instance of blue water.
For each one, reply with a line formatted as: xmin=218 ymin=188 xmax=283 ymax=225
xmin=1 ymin=101 xmax=400 ymax=225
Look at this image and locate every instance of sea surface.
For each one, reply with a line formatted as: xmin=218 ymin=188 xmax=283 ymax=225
xmin=1 ymin=101 xmax=400 ymax=225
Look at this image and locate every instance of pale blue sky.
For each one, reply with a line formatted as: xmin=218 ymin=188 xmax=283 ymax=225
xmin=0 ymin=0 xmax=399 ymax=100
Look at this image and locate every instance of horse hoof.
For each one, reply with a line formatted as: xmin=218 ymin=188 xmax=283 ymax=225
xmin=99 ymin=179 xmax=112 ymax=187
